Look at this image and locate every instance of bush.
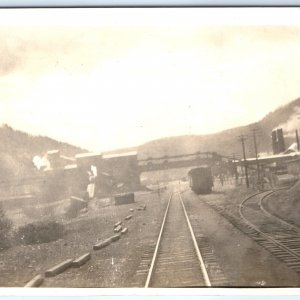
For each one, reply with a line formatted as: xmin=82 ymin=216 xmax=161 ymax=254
xmin=0 ymin=202 xmax=12 ymax=249
xmin=0 ymin=229 xmax=12 ymax=249
xmin=16 ymin=221 xmax=64 ymax=245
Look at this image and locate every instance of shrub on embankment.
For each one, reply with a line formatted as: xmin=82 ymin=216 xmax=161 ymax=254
xmin=16 ymin=220 xmax=64 ymax=245
xmin=0 ymin=202 xmax=13 ymax=249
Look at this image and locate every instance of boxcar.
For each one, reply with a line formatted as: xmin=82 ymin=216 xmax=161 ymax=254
xmin=188 ymin=167 xmax=213 ymax=194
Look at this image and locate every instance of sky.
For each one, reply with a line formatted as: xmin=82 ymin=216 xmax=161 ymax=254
xmin=2 ymin=8 xmax=300 ymax=152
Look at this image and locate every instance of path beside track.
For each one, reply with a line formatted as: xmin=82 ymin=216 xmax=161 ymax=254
xmin=183 ymin=188 xmax=300 ymax=286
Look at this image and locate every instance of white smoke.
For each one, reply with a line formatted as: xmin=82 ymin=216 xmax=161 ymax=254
xmin=274 ymin=106 xmax=300 ymax=138
xmin=32 ymin=155 xmax=50 ymax=170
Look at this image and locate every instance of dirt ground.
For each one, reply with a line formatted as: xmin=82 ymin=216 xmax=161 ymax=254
xmin=182 ymin=181 xmax=300 ymax=287
xmin=1 ymin=178 xmax=300 ymax=287
xmin=0 ymin=189 xmax=169 ymax=287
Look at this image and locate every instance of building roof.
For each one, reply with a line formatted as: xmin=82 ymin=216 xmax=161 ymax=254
xmin=236 ymin=151 xmax=300 ymax=165
xmin=284 ymin=142 xmax=298 ymax=154
xmin=103 ymin=151 xmax=138 ymax=159
xmin=75 ymin=152 xmax=102 ymax=159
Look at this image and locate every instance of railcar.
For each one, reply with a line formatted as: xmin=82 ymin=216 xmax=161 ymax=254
xmin=188 ymin=167 xmax=213 ymax=194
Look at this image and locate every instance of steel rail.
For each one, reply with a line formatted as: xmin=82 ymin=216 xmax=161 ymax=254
xmin=144 ymin=191 xmax=173 ymax=288
xmin=239 ymin=191 xmax=300 ymax=261
xmin=260 ymin=189 xmax=300 ymax=233
xmin=179 ymin=192 xmax=212 ymax=286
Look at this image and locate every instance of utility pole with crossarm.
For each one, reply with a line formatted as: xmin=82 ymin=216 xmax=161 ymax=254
xmin=238 ymin=135 xmax=249 ymax=188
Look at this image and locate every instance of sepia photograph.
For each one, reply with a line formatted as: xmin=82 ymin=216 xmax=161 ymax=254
xmin=2 ymin=7 xmax=300 ymax=289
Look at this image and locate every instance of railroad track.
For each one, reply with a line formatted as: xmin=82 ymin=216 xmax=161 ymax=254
xmin=260 ymin=190 xmax=300 ymax=231
xmin=238 ymin=191 xmax=300 ymax=273
xmin=144 ymin=190 xmax=211 ymax=287
xmin=200 ymin=189 xmax=300 ymax=274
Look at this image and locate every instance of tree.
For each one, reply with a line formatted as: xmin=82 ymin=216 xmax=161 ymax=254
xmin=0 ymin=202 xmax=12 ymax=231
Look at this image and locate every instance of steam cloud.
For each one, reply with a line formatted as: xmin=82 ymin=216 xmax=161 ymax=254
xmin=274 ymin=106 xmax=300 ymax=138
xmin=32 ymin=155 xmax=50 ymax=170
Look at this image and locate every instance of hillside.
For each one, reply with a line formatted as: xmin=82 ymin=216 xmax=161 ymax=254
xmin=137 ymin=97 xmax=300 ymax=160
xmin=2 ymin=96 xmax=300 ymax=179
xmin=0 ymin=124 xmax=85 ymax=179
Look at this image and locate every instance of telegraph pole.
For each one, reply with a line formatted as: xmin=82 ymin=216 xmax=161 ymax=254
xmin=252 ymin=129 xmax=260 ymax=185
xmin=238 ymin=135 xmax=249 ymax=188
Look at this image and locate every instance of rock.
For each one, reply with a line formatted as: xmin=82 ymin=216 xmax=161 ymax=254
xmin=24 ymin=274 xmax=44 ymax=287
xmin=125 ymin=215 xmax=133 ymax=220
xmin=114 ymin=225 xmax=122 ymax=233
xmin=121 ymin=227 xmax=128 ymax=234
xmin=45 ymin=259 xmax=73 ymax=277
xmin=93 ymin=239 xmax=111 ymax=250
xmin=72 ymin=253 xmax=91 ymax=268
xmin=110 ymin=234 xmax=121 ymax=242
xmin=114 ymin=221 xmax=122 ymax=228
